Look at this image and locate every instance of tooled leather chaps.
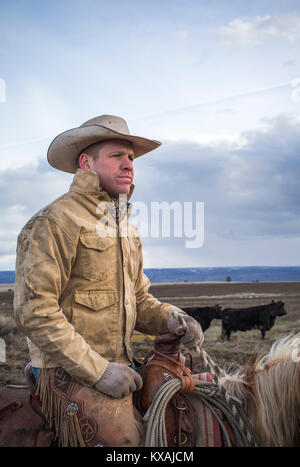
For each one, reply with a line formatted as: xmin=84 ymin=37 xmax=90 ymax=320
xmin=0 ymin=335 xmax=196 ymax=447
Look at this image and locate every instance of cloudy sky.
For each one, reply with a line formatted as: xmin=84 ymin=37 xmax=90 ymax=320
xmin=0 ymin=0 xmax=300 ymax=269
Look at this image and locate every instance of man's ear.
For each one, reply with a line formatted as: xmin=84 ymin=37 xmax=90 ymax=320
xmin=78 ymin=153 xmax=91 ymax=169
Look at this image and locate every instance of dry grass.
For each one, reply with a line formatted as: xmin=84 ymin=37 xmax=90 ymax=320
xmin=134 ymin=285 xmax=300 ymax=374
xmin=0 ymin=283 xmax=299 ymax=388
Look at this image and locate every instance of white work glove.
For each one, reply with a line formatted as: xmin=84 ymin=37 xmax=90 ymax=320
xmin=94 ymin=362 xmax=143 ymax=399
xmin=167 ymin=310 xmax=204 ymax=355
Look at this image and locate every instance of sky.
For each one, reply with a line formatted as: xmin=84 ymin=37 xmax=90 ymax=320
xmin=0 ymin=0 xmax=300 ymax=269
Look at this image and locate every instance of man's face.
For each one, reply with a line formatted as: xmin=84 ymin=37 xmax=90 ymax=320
xmin=82 ymin=139 xmax=134 ymax=198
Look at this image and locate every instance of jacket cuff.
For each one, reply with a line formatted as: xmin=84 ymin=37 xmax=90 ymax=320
xmin=74 ymin=351 xmax=110 ymax=386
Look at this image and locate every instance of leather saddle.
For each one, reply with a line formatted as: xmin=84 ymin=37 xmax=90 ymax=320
xmin=0 ymin=335 xmax=196 ymax=447
xmin=0 ymin=364 xmax=54 ymax=447
xmin=133 ymin=334 xmax=196 ymax=447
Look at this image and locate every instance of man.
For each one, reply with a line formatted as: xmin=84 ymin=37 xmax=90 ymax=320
xmin=14 ymin=115 xmax=203 ymax=446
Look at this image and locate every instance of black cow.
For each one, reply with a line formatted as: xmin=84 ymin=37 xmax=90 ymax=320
xmin=221 ymin=300 xmax=287 ymax=341
xmin=182 ymin=305 xmax=222 ymax=332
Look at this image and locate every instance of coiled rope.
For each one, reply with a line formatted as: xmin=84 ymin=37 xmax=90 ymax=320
xmin=143 ymin=348 xmax=260 ymax=447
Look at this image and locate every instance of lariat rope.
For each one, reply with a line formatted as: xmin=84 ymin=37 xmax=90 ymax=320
xmin=143 ymin=347 xmax=260 ymax=447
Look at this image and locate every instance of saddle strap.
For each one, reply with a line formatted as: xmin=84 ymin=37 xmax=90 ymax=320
xmin=147 ymin=350 xmax=195 ymax=393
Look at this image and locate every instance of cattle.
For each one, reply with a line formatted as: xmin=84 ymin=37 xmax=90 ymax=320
xmin=221 ymin=300 xmax=287 ymax=341
xmin=182 ymin=305 xmax=222 ymax=332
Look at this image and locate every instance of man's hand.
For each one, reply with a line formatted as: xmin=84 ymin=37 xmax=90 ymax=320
xmin=167 ymin=310 xmax=204 ymax=354
xmin=94 ymin=362 xmax=143 ymax=399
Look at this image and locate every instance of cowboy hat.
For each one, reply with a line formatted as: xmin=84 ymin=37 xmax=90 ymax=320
xmin=47 ymin=115 xmax=161 ymax=173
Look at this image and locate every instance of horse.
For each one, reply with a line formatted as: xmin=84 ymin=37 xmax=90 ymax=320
xmin=0 ymin=333 xmax=299 ymax=447
xmin=216 ymin=333 xmax=300 ymax=446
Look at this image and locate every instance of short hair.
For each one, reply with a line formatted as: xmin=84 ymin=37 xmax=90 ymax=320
xmin=76 ymin=139 xmax=134 ymax=169
xmin=76 ymin=141 xmax=105 ymax=169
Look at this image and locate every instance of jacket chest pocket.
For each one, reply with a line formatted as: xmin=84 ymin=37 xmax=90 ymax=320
xmin=72 ymin=291 xmax=118 ymax=351
xmin=79 ymin=234 xmax=117 ymax=280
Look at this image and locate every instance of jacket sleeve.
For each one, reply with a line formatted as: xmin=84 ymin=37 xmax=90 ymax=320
xmin=134 ymin=237 xmax=184 ymax=335
xmin=13 ymin=216 xmax=109 ymax=386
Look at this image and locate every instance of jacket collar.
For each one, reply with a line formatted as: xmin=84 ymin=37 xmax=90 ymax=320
xmin=69 ymin=169 xmax=135 ymax=201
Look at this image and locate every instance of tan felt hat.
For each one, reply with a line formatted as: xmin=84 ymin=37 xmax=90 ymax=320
xmin=47 ymin=114 xmax=161 ymax=173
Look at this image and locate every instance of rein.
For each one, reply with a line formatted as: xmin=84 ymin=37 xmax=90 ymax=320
xmin=198 ymin=347 xmax=260 ymax=446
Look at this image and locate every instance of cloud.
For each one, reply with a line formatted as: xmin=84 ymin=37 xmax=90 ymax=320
xmin=133 ymin=113 xmax=300 ymax=265
xmin=0 ymin=113 xmax=300 ymax=269
xmin=0 ymin=159 xmax=72 ymax=261
xmin=214 ymin=14 xmax=300 ymax=45
xmin=283 ymin=59 xmax=296 ymax=67
xmin=0 ymin=78 xmax=6 ymax=103
xmin=174 ymin=30 xmax=189 ymax=39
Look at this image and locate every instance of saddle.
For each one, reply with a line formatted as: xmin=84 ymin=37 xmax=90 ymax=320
xmin=133 ymin=334 xmax=196 ymax=447
xmin=0 ymin=365 xmax=54 ymax=447
xmin=0 ymin=335 xmax=196 ymax=447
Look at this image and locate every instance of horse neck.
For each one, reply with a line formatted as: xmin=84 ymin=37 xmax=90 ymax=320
xmin=250 ymin=359 xmax=300 ymax=447
xmin=218 ymin=371 xmax=250 ymax=406
xmin=218 ymin=358 xmax=300 ymax=447
xmin=218 ymin=370 xmax=257 ymax=430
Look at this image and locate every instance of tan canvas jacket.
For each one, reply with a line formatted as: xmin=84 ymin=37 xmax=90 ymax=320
xmin=14 ymin=170 xmax=178 ymax=386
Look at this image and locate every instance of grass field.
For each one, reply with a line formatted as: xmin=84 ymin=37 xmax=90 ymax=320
xmin=0 ymin=282 xmax=299 ymax=388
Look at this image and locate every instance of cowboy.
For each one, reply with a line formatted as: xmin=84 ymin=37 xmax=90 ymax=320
xmin=13 ymin=115 xmax=203 ymax=446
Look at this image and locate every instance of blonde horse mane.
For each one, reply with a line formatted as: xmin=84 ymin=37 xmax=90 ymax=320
xmin=218 ymin=333 xmax=300 ymax=447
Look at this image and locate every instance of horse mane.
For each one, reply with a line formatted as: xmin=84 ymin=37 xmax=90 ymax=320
xmin=218 ymin=333 xmax=300 ymax=446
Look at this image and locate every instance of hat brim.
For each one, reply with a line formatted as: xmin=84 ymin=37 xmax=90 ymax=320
xmin=47 ymin=125 xmax=161 ymax=173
